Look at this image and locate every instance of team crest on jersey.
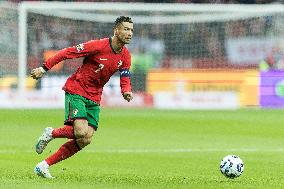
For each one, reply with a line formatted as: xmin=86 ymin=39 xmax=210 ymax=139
xmin=117 ymin=60 xmax=123 ymax=68
xmin=76 ymin=43 xmax=84 ymax=52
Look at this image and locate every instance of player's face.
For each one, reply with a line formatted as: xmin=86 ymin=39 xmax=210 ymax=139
xmin=116 ymin=22 xmax=134 ymax=44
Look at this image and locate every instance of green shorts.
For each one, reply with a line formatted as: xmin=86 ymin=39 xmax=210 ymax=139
xmin=64 ymin=92 xmax=100 ymax=129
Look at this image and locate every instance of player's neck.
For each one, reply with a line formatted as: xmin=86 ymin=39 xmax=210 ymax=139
xmin=111 ymin=36 xmax=124 ymax=53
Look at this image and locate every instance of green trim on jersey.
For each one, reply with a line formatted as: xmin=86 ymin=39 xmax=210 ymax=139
xmin=64 ymin=93 xmax=100 ymax=129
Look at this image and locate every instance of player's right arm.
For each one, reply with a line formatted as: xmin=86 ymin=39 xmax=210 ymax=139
xmin=30 ymin=67 xmax=46 ymax=80
xmin=30 ymin=40 xmax=100 ymax=80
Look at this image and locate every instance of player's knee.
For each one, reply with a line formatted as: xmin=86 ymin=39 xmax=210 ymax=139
xmin=76 ymin=137 xmax=92 ymax=148
xmin=74 ymin=124 xmax=95 ymax=148
xmin=75 ymin=127 xmax=88 ymax=139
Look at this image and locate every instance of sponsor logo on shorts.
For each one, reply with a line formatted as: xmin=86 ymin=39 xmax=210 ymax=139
xmin=73 ymin=109 xmax=78 ymax=116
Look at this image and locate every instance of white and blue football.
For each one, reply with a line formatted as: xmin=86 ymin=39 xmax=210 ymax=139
xmin=220 ymin=155 xmax=244 ymax=178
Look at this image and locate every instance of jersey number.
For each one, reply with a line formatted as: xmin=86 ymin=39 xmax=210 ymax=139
xmin=95 ymin=64 xmax=104 ymax=73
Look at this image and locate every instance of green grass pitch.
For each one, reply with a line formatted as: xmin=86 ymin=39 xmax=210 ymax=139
xmin=1 ymin=108 xmax=284 ymax=189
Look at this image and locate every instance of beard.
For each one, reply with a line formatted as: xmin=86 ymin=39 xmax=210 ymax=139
xmin=117 ymin=35 xmax=130 ymax=44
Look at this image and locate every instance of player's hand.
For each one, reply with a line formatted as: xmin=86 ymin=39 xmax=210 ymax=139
xmin=122 ymin=92 xmax=133 ymax=102
xmin=30 ymin=67 xmax=46 ymax=80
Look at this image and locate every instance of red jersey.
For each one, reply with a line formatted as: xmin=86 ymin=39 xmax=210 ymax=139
xmin=43 ymin=38 xmax=132 ymax=104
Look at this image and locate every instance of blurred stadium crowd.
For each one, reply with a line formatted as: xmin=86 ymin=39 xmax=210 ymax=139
xmin=1 ymin=5 xmax=278 ymax=71
xmin=0 ymin=0 xmax=284 ymax=95
xmin=1 ymin=0 xmax=283 ymax=72
xmin=23 ymin=10 xmax=282 ymax=71
xmin=1 ymin=0 xmax=284 ymax=93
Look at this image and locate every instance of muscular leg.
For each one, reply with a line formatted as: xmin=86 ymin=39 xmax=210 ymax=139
xmin=35 ymin=93 xmax=98 ymax=178
xmin=45 ymin=119 xmax=95 ymax=166
xmin=73 ymin=119 xmax=95 ymax=149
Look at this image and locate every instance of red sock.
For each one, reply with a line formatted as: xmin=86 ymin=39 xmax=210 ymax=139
xmin=52 ymin=125 xmax=75 ymax=139
xmin=45 ymin=140 xmax=80 ymax=166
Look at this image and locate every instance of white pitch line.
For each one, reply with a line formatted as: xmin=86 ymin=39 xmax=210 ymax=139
xmin=1 ymin=148 xmax=284 ymax=154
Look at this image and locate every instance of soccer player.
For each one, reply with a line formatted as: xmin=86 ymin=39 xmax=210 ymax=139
xmin=30 ymin=16 xmax=134 ymax=179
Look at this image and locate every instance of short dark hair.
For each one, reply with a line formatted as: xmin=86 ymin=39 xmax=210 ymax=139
xmin=114 ymin=16 xmax=133 ymax=29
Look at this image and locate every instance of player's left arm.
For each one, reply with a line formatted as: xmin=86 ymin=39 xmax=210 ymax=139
xmin=120 ymin=53 xmax=133 ymax=102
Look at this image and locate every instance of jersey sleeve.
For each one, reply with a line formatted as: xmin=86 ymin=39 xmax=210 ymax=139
xmin=43 ymin=40 xmax=101 ymax=71
xmin=119 ymin=51 xmax=132 ymax=93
